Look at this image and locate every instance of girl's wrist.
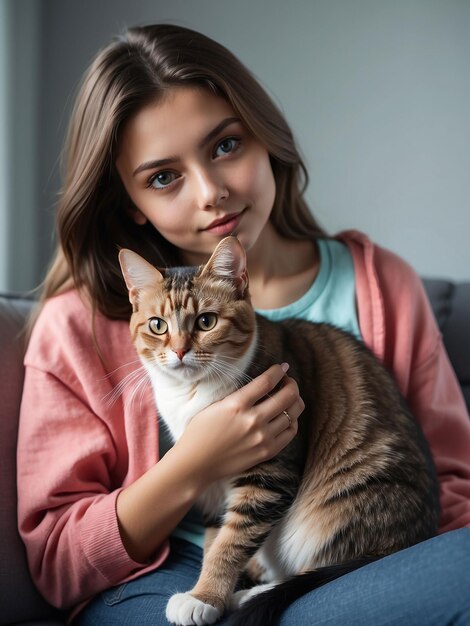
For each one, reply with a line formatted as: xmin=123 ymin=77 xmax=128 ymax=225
xmin=166 ymin=438 xmax=213 ymax=495
xmin=115 ymin=441 xmax=210 ymax=563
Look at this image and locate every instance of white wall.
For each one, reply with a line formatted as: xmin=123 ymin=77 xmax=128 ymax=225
xmin=6 ymin=0 xmax=470 ymax=289
xmin=0 ymin=0 xmax=11 ymax=291
xmin=0 ymin=0 xmax=40 ymax=293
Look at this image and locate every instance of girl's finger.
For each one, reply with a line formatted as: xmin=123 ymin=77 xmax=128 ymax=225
xmin=257 ymin=377 xmax=300 ymax=423
xmin=272 ymin=396 xmax=303 ymax=432
xmin=268 ymin=410 xmax=296 ymax=437
xmin=269 ymin=418 xmax=299 ymax=456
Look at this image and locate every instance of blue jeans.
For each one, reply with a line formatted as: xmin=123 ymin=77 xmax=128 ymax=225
xmin=74 ymin=529 xmax=470 ymax=625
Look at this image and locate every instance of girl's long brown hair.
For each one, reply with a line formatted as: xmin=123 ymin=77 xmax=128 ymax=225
xmin=41 ymin=24 xmax=326 ymax=321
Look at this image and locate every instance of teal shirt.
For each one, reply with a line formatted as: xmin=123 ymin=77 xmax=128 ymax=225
xmin=258 ymin=239 xmax=361 ymax=338
xmin=159 ymin=238 xmax=361 ymax=549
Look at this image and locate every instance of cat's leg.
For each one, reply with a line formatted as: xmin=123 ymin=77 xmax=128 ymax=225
xmin=244 ymin=554 xmax=265 ymax=583
xmin=167 ymin=522 xmax=271 ymax=625
xmin=166 ymin=462 xmax=299 ymax=625
xmin=203 ymin=525 xmax=219 ymax=556
xmin=231 ymin=526 xmax=287 ymax=609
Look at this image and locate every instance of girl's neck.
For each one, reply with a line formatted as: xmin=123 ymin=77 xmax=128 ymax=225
xmin=246 ymin=223 xmax=320 ymax=310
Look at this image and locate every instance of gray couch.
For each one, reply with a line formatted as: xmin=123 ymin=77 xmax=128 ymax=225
xmin=1 ymin=281 xmax=469 ymax=625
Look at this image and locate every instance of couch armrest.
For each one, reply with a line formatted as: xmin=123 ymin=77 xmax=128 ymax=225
xmin=0 ymin=294 xmax=66 ymax=625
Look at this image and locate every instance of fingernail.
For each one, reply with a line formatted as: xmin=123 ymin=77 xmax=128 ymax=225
xmin=281 ymin=362 xmax=290 ymax=373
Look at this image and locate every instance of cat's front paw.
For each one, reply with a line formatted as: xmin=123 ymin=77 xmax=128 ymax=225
xmin=166 ymin=592 xmax=222 ymax=626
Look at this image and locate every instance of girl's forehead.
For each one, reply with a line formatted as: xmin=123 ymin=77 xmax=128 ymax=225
xmin=117 ymin=87 xmax=240 ymax=166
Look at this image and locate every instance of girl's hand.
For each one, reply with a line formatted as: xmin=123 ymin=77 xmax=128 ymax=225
xmin=173 ymin=363 xmax=304 ymax=486
xmin=116 ymin=364 xmax=303 ymax=562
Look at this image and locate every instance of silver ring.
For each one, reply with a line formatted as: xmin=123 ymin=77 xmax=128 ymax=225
xmin=283 ymin=410 xmax=292 ymax=427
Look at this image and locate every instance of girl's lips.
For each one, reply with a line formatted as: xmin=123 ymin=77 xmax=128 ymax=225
xmin=203 ymin=210 xmax=245 ymax=235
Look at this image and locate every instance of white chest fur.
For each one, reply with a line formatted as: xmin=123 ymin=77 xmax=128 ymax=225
xmin=146 ymin=366 xmax=231 ymax=441
xmin=144 ymin=335 xmax=257 ymax=519
xmin=145 ymin=332 xmax=257 ymax=442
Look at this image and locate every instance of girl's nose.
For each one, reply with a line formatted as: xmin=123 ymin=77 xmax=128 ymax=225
xmin=194 ymin=167 xmax=229 ymax=209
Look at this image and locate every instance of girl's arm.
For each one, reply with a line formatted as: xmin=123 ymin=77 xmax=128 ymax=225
xmin=407 ymin=336 xmax=470 ymax=531
xmin=17 ymin=365 xmax=143 ymax=609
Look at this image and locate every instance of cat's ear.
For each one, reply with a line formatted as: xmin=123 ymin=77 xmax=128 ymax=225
xmin=201 ymin=237 xmax=248 ymax=296
xmin=118 ymin=249 xmax=164 ymax=306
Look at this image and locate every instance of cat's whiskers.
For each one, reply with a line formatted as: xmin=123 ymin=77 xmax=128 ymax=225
xmin=205 ymin=363 xmax=227 ymax=390
xmin=99 ymin=358 xmax=144 ymax=381
xmin=127 ymin=368 xmax=153 ymax=416
xmin=207 ymin=359 xmax=253 ymax=391
xmin=196 ymin=358 xmax=237 ymax=391
xmin=104 ymin=360 xmax=155 ymax=412
xmin=248 ymin=340 xmax=278 ymax=364
xmin=104 ymin=367 xmax=144 ymax=408
xmin=216 ymin=355 xmax=255 ymax=379
xmin=214 ymin=356 xmax=281 ymax=403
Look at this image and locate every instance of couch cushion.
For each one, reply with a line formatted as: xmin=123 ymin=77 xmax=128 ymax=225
xmin=0 ymin=295 xmax=65 ymax=625
xmin=442 ymin=284 xmax=470 ymax=410
xmin=423 ymin=280 xmax=470 ymax=413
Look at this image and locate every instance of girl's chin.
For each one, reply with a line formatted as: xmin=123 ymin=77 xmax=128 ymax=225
xmin=225 ymin=226 xmax=257 ymax=252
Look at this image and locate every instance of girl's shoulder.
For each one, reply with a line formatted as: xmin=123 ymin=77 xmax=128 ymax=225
xmin=336 ymin=229 xmax=420 ymax=289
xmin=37 ymin=287 xmax=91 ymax=323
xmin=336 ymin=230 xmax=440 ymax=375
xmin=26 ymin=288 xmax=131 ymax=376
xmin=32 ymin=288 xmax=105 ymax=342
xmin=336 ymin=229 xmax=429 ymax=318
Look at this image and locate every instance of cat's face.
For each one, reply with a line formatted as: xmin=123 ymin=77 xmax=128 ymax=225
xmin=119 ymin=237 xmax=256 ymax=384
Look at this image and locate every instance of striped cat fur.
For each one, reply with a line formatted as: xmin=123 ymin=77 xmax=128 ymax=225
xmin=119 ymin=236 xmax=439 ymax=626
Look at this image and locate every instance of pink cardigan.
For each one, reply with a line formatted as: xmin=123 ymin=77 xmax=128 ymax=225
xmin=17 ymin=231 xmax=470 ymax=612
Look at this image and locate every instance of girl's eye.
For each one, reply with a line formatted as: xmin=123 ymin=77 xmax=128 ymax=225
xmin=148 ymin=171 xmax=179 ymax=190
xmin=196 ymin=313 xmax=218 ymax=331
xmin=214 ymin=137 xmax=240 ymax=158
xmin=149 ymin=317 xmax=168 ymax=335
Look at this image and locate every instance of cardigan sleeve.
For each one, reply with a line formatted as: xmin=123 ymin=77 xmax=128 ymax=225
xmin=372 ymin=244 xmax=470 ymax=532
xmin=406 ymin=337 xmax=470 ymax=532
xmin=17 ymin=293 xmax=168 ymax=609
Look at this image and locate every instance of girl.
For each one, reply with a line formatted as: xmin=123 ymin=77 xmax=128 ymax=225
xmin=17 ymin=24 xmax=470 ymax=625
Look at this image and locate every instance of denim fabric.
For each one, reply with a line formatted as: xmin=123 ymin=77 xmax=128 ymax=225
xmin=74 ymin=529 xmax=470 ymax=625
xmin=279 ymin=528 xmax=470 ymax=625
xmin=74 ymin=539 xmax=207 ymax=626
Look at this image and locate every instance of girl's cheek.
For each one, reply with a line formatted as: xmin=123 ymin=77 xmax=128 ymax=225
xmin=231 ymin=159 xmax=266 ymax=196
xmin=248 ymin=157 xmax=276 ymax=205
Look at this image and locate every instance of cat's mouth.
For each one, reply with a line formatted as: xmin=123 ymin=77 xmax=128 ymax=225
xmin=170 ymin=360 xmax=192 ymax=369
xmin=163 ymin=355 xmax=205 ymax=377
xmin=160 ymin=360 xmax=208 ymax=384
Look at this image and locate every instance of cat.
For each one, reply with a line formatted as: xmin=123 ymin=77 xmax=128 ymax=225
xmin=118 ymin=236 xmax=440 ymax=626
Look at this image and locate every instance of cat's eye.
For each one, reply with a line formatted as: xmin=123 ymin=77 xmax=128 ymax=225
xmin=196 ymin=313 xmax=218 ymax=331
xmin=148 ymin=317 xmax=168 ymax=335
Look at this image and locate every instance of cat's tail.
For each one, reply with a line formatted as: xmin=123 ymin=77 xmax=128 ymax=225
xmin=226 ymin=556 xmax=381 ymax=626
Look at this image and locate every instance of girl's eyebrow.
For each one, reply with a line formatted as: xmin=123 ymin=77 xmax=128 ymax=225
xmin=132 ymin=116 xmax=241 ymax=177
xmin=199 ymin=116 xmax=240 ymax=149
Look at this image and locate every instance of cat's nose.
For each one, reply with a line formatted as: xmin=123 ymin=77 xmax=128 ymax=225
xmin=173 ymin=348 xmax=189 ymax=361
